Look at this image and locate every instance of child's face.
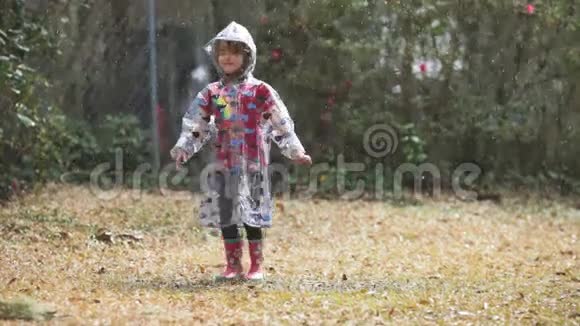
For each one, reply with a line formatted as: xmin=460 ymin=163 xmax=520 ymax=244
xmin=217 ymin=41 xmax=244 ymax=75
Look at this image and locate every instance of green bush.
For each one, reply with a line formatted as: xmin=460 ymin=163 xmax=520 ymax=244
xmin=0 ymin=0 xmax=59 ymax=199
xmin=0 ymin=1 xmax=152 ymax=200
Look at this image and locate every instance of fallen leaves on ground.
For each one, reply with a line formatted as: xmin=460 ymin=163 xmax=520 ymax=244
xmin=0 ymin=183 xmax=578 ymax=324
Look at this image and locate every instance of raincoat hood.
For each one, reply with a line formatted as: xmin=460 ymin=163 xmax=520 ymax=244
xmin=204 ymin=21 xmax=257 ymax=80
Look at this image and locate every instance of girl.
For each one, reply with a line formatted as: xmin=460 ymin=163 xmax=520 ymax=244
xmin=171 ymin=21 xmax=311 ymax=281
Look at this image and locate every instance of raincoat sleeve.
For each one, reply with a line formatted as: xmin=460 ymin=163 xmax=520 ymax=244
xmin=261 ymin=84 xmax=306 ymax=160
xmin=170 ymin=87 xmax=213 ymax=161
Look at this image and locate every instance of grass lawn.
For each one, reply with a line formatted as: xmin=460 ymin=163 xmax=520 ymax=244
xmin=0 ymin=184 xmax=578 ymax=324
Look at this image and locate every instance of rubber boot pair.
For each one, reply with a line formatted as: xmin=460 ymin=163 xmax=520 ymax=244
xmin=215 ymin=239 xmax=264 ymax=281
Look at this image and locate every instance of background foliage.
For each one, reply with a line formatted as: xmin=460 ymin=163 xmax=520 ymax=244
xmin=1 ymin=0 xmax=579 ymax=200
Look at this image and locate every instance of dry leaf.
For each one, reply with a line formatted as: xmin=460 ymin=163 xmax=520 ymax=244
xmin=118 ymin=232 xmax=144 ymax=242
xmin=457 ymin=310 xmax=475 ymax=317
xmin=388 ymin=307 xmax=395 ymax=317
xmin=95 ymin=230 xmax=114 ymax=243
xmin=276 ymin=202 xmax=285 ymax=213
xmin=58 ymin=231 xmax=72 ymax=240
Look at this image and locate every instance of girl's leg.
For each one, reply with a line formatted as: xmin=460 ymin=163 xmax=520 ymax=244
xmin=215 ymin=171 xmax=243 ymax=280
xmin=244 ymin=170 xmax=266 ymax=280
xmin=244 ymin=224 xmax=262 ymax=241
xmin=244 ymin=224 xmax=264 ymax=280
xmin=221 ymin=224 xmax=240 ymax=240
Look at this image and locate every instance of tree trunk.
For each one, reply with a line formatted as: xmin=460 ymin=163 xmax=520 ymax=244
xmin=399 ymin=13 xmax=419 ymax=123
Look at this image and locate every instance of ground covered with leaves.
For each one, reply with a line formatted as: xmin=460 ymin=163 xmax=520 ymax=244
xmin=0 ymin=184 xmax=578 ymax=324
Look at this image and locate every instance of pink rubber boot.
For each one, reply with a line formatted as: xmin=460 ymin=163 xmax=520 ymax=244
xmin=245 ymin=240 xmax=264 ymax=281
xmin=215 ymin=239 xmax=244 ymax=281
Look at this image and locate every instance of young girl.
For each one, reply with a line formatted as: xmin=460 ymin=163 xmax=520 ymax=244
xmin=171 ymin=21 xmax=311 ymax=281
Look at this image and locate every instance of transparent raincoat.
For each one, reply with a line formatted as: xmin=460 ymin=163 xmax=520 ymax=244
xmin=170 ymin=22 xmax=306 ymax=229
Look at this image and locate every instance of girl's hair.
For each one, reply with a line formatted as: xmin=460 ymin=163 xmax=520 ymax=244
xmin=215 ymin=40 xmax=250 ymax=55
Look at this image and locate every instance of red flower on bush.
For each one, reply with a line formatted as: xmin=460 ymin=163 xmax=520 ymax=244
xmin=326 ymin=96 xmax=336 ymax=107
xmin=344 ymin=80 xmax=353 ymax=90
xmin=11 ymin=178 xmax=20 ymax=195
xmin=271 ymin=48 xmax=283 ymax=61
xmin=320 ymin=110 xmax=332 ymax=122
xmin=526 ymin=4 xmax=535 ymax=14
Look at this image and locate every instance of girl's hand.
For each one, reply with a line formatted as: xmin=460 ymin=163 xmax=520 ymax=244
xmin=174 ymin=149 xmax=188 ymax=169
xmin=293 ymin=153 xmax=312 ymax=165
